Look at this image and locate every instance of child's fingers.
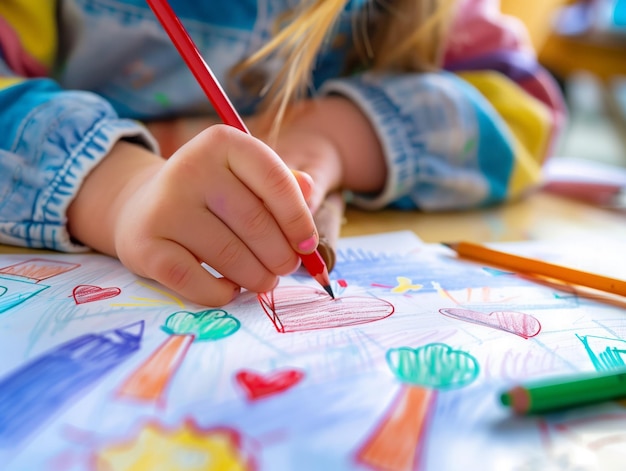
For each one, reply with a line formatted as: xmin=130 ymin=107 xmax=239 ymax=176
xmin=201 ymin=174 xmax=301 ymax=279
xmin=156 ymin=196 xmax=292 ymax=293
xmin=187 ymin=125 xmax=318 ymax=255
xmin=289 ymin=150 xmax=341 ymax=215
xmin=140 ymin=239 xmax=241 ymax=307
xmin=224 ymin=136 xmax=318 ymax=255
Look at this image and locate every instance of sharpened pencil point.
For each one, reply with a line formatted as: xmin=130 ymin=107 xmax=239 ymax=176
xmin=323 ymin=284 xmax=335 ymax=299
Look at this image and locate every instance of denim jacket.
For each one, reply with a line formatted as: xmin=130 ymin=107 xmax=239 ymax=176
xmin=0 ymin=0 xmax=565 ymax=251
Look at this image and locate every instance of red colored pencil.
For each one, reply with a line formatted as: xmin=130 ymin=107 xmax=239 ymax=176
xmin=146 ymin=0 xmax=334 ymax=298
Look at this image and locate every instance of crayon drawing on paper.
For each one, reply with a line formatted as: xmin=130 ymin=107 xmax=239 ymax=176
xmin=0 ymin=231 xmax=625 ymax=470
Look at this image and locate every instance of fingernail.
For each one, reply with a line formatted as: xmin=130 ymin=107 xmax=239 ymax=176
xmin=297 ymin=234 xmax=318 ymax=253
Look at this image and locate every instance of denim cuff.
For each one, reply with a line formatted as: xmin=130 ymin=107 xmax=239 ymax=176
xmin=0 ymin=92 xmax=158 ymax=251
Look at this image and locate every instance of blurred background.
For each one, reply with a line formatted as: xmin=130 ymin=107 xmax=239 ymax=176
xmin=502 ymin=0 xmax=626 ymax=207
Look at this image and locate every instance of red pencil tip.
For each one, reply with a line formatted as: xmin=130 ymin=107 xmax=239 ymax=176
xmin=323 ymin=284 xmax=335 ymax=299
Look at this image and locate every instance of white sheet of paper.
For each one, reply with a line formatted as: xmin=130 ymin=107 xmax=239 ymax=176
xmin=0 ymin=230 xmax=625 ymax=471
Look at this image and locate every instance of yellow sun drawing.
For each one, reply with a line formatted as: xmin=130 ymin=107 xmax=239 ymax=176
xmin=95 ymin=420 xmax=252 ymax=471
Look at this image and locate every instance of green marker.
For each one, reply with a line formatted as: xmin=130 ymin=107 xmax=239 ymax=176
xmin=500 ymin=369 xmax=626 ymax=415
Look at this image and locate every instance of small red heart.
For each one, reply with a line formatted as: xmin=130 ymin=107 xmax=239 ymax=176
xmin=258 ymin=286 xmax=395 ymax=333
xmin=72 ymin=285 xmax=121 ymax=305
xmin=235 ymin=369 xmax=305 ymax=401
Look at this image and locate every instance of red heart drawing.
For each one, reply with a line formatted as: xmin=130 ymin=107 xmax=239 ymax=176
xmin=439 ymin=307 xmax=541 ymax=339
xmin=72 ymin=284 xmax=121 ymax=304
xmin=235 ymin=369 xmax=305 ymax=401
xmin=257 ymin=286 xmax=395 ymax=333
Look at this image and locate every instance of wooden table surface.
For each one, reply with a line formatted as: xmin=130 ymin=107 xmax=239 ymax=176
xmin=341 ymin=191 xmax=626 ymax=244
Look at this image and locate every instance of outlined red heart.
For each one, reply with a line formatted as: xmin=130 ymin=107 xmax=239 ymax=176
xmin=258 ymin=286 xmax=395 ymax=333
xmin=439 ymin=307 xmax=541 ymax=339
xmin=72 ymin=284 xmax=121 ymax=304
xmin=235 ymin=369 xmax=305 ymax=401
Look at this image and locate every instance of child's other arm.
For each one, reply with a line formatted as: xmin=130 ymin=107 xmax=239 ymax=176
xmin=305 ymin=0 xmax=567 ymax=212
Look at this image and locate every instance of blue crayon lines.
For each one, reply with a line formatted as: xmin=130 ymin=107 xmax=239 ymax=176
xmin=0 ymin=276 xmax=48 ymax=314
xmin=0 ymin=258 xmax=79 ymax=314
xmin=331 ymin=248 xmax=530 ymax=293
xmin=0 ymin=321 xmax=144 ymax=447
xmin=577 ymin=334 xmax=626 ymax=371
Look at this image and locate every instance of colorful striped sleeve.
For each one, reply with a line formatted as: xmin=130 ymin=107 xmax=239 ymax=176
xmin=0 ymin=1 xmax=57 ymax=80
xmin=445 ymin=0 xmax=567 ymax=199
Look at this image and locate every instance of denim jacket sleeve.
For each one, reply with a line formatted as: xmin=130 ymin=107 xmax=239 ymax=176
xmin=0 ymin=78 xmax=158 ymax=252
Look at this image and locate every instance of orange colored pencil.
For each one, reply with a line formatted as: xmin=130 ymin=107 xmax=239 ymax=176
xmin=444 ymin=241 xmax=626 ymax=297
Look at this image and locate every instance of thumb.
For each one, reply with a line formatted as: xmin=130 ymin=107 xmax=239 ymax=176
xmin=290 ymin=169 xmax=315 ymax=208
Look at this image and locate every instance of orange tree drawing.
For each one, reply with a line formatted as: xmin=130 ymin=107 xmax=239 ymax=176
xmin=357 ymin=343 xmax=479 ymax=471
xmin=117 ymin=309 xmax=240 ymax=405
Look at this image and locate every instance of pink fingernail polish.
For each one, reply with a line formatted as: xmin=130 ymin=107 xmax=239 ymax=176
xmin=298 ymin=234 xmax=318 ymax=253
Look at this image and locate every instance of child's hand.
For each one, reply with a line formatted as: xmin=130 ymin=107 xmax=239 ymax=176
xmin=68 ymin=125 xmax=318 ymax=306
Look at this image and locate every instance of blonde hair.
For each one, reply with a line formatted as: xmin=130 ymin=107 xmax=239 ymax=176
xmin=234 ymin=0 xmax=456 ymax=135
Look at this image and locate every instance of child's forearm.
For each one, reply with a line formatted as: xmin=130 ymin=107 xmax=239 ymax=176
xmin=67 ymin=140 xmax=165 ymax=257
